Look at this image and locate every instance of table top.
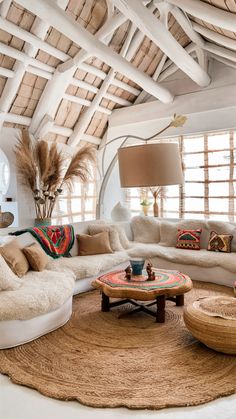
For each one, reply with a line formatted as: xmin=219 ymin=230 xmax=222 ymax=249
xmin=93 ymin=268 xmax=192 ymax=301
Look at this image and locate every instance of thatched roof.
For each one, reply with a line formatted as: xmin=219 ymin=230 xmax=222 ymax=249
xmin=0 ymin=0 xmax=235 ymax=147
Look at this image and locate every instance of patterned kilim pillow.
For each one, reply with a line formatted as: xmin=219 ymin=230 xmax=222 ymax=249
xmin=176 ymin=229 xmax=202 ymax=250
xmin=207 ymin=231 xmax=233 ymax=253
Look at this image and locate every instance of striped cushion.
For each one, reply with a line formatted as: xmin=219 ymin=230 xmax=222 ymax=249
xmin=176 ymin=229 xmax=202 ymax=250
xmin=207 ymin=231 xmax=233 ymax=253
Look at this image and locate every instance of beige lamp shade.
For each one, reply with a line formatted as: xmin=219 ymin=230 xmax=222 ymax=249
xmin=118 ymin=143 xmax=183 ymax=187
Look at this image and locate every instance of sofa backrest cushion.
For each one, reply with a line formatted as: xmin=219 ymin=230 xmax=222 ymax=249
xmin=131 ymin=216 xmax=160 ymax=243
xmin=159 ymin=220 xmax=209 ymax=249
xmin=159 ymin=222 xmax=177 ymax=247
xmin=88 ymin=224 xmax=123 ymax=251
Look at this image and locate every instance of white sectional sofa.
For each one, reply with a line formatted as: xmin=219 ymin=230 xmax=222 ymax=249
xmin=0 ymin=220 xmax=129 ymax=349
xmin=1 ymin=216 xmax=236 ymax=349
xmin=127 ymin=217 xmax=236 ymax=288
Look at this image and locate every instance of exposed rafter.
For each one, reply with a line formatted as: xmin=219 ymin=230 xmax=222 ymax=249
xmin=192 ymin=22 xmax=236 ymax=53
xmin=16 ymin=0 xmax=173 ymax=104
xmin=27 ymin=10 xmax=130 ymax=135
xmin=0 ymin=0 xmax=69 ymax=132
xmin=165 ymin=0 xmax=236 ymax=33
xmin=0 ymin=0 xmax=235 ymax=149
xmin=68 ymin=22 xmax=137 ymax=146
xmin=169 ymin=6 xmax=205 ymax=48
xmin=204 ymin=42 xmax=236 ymax=64
xmin=114 ymin=0 xmax=210 ymax=87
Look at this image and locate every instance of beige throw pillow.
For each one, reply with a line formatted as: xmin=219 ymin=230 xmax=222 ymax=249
xmin=23 ymin=243 xmax=49 ymax=271
xmin=77 ymin=232 xmax=113 ymax=256
xmin=88 ymin=224 xmax=123 ymax=251
xmin=0 ymin=240 xmax=29 ymax=277
xmin=0 ymin=254 xmax=22 ymax=291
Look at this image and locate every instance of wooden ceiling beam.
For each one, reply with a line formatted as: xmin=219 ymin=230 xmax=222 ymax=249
xmin=0 ymin=0 xmax=69 ymax=132
xmin=114 ymin=0 xmax=210 ymax=87
xmin=0 ymin=66 xmax=14 ymax=77
xmin=0 ymin=111 xmax=101 ymax=145
xmin=16 ymin=0 xmax=173 ymax=104
xmin=192 ymin=22 xmax=236 ymax=52
xmin=0 ymin=17 xmax=69 ymax=61
xmin=27 ymin=9 xmax=131 ymax=135
xmin=68 ymin=69 xmax=115 ymax=146
xmin=16 ymin=7 xmax=138 ymax=137
xmin=169 ymin=6 xmax=205 ymax=48
xmin=204 ymin=42 xmax=236 ymax=64
xmin=68 ymin=23 xmax=137 ymax=146
xmin=63 ymin=93 xmax=112 ymax=115
xmin=125 ymin=2 xmax=156 ymax=61
xmin=76 ymin=62 xmax=140 ymax=95
xmin=0 ymin=42 xmax=54 ymax=72
xmin=208 ymin=53 xmax=236 ymax=70
xmin=0 ymin=0 xmax=11 ymax=18
xmin=165 ymin=0 xmax=236 ymax=33
xmin=57 ymin=12 xmax=127 ymax=73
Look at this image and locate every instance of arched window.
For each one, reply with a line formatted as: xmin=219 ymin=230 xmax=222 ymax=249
xmin=52 ymin=164 xmax=96 ymax=224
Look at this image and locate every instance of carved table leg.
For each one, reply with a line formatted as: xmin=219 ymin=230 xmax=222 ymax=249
xmin=101 ymin=292 xmax=110 ymax=312
xmin=156 ymin=295 xmax=165 ymax=323
xmin=176 ymin=294 xmax=184 ymax=306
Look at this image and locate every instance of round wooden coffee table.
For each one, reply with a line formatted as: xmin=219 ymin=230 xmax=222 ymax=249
xmin=92 ymin=269 xmax=192 ymax=323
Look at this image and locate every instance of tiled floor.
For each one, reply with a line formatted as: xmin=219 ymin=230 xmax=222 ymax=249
xmin=1 ymin=374 xmax=235 ymax=419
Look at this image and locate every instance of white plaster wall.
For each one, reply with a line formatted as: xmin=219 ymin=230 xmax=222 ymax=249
xmin=0 ymin=127 xmax=35 ymax=227
xmin=100 ymin=161 xmax=125 ymax=220
xmin=99 ymin=60 xmax=236 ymax=219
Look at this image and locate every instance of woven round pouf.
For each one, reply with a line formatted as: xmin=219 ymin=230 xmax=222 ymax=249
xmin=184 ymin=296 xmax=236 ymax=354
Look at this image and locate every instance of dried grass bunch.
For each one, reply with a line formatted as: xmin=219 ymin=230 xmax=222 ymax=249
xmin=15 ymin=129 xmax=96 ymax=219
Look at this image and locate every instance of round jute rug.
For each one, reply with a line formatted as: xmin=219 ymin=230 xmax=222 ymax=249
xmin=0 ymin=281 xmax=236 ymax=410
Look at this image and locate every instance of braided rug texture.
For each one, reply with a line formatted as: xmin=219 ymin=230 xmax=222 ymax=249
xmin=0 ymin=281 xmax=235 ymax=410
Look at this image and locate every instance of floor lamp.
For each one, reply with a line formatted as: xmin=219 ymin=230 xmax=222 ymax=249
xmin=118 ymin=142 xmax=184 ymax=217
xmin=97 ymin=114 xmax=186 ymax=219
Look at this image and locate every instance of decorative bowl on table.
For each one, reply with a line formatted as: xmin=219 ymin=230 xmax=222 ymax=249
xmin=130 ymin=258 xmax=145 ymax=276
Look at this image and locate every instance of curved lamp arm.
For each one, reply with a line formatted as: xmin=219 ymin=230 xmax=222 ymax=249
xmin=97 ymin=114 xmax=187 ymax=218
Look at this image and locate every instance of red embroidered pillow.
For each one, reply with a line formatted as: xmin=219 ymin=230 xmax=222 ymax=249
xmin=176 ymin=229 xmax=202 ymax=250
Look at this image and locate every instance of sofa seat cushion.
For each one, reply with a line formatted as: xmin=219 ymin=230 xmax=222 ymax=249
xmin=128 ymin=242 xmax=164 ymax=259
xmin=0 ymin=269 xmax=75 ymax=321
xmin=128 ymin=243 xmax=236 ymax=273
xmin=47 ymin=251 xmax=129 ymax=280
